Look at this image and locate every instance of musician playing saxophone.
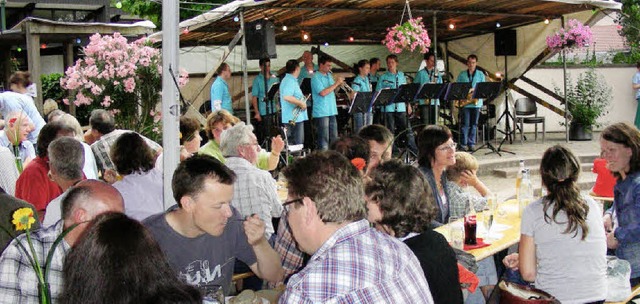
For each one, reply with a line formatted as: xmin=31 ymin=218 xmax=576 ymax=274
xmin=456 ymin=54 xmax=485 ymax=152
xmin=280 ymin=59 xmax=309 ymax=146
xmin=414 ymin=52 xmax=442 ymax=126
xmin=311 ymin=55 xmax=342 ymax=151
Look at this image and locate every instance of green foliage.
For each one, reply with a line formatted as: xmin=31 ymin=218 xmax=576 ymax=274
xmin=554 ymin=68 xmax=612 ymax=128
xmin=617 ymin=0 xmax=640 ymax=48
xmin=612 ymin=48 xmax=640 ymax=64
xmin=40 ymin=73 xmax=65 ymax=102
xmin=113 ymin=0 xmax=227 ymax=28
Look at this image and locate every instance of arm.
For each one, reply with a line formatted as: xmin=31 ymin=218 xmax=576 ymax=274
xmin=461 ymin=170 xmax=490 ymax=197
xmin=267 ymin=135 xmax=284 ymax=171
xmin=251 ymin=96 xmax=262 ymax=121
xmin=244 ymin=215 xmax=285 ymax=283
xmin=283 ymin=95 xmax=307 ymax=109
xmin=518 ymin=234 xmax=537 ymax=282
xmin=319 ymin=77 xmax=342 ymax=97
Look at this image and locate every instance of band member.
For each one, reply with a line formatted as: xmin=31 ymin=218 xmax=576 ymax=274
xmin=352 ymin=59 xmax=373 ymax=132
xmin=280 ymin=60 xmax=309 ymax=146
xmin=368 ymin=57 xmax=381 ymax=85
xmin=376 ymin=55 xmax=417 ymax=154
xmin=210 ymin=62 xmax=233 ymax=114
xmin=311 ymin=55 xmax=342 ymax=151
xmin=251 ymin=58 xmax=279 ymax=144
xmin=415 ymin=52 xmax=442 ymax=126
xmin=298 ymin=51 xmax=318 ymax=85
xmin=456 ymin=54 xmax=485 ymax=152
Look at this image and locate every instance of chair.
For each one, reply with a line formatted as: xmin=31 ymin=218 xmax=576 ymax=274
xmin=514 ymin=98 xmax=545 ymax=144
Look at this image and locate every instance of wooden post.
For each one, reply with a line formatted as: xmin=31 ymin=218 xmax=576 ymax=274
xmin=25 ymin=23 xmax=43 ymax=114
xmin=63 ymin=41 xmax=76 ymax=116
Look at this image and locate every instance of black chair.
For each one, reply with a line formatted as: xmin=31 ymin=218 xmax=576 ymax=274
xmin=514 ymin=98 xmax=545 ymax=144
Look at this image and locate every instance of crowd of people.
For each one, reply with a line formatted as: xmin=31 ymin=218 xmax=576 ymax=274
xmin=0 ymin=56 xmax=638 ymax=304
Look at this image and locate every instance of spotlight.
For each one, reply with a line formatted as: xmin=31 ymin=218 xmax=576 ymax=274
xmin=495 ymin=72 xmax=503 ymax=78
xmin=449 ymin=23 xmax=455 ymax=30
xmin=233 ymin=16 xmax=239 ymax=22
xmin=40 ymin=43 xmax=47 ymax=49
xmin=282 ymin=25 xmax=287 ymax=31
xmin=76 ymin=38 xmax=82 ymax=44
xmin=349 ymin=36 xmax=354 ymax=42
xmin=496 ymin=22 xmax=501 ymax=28
xmin=17 ymin=47 xmax=22 ymax=52
xmin=544 ymin=18 xmax=550 ymax=25
xmin=324 ymin=42 xmax=329 ymax=46
xmin=303 ymin=33 xmax=309 ymax=41
xmin=115 ymin=1 xmax=122 ymax=9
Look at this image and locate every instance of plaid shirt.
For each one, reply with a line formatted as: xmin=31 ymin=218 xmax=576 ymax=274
xmin=279 ymin=220 xmax=434 ymax=304
xmin=225 ymin=157 xmax=283 ymax=237
xmin=90 ymin=129 xmax=161 ymax=173
xmin=447 ymin=182 xmax=487 ymax=219
xmin=0 ymin=220 xmax=69 ymax=304
xmin=272 ymin=211 xmax=307 ymax=286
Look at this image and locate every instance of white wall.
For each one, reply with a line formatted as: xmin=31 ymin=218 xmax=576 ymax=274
xmin=41 ymin=55 xmax=64 ymax=75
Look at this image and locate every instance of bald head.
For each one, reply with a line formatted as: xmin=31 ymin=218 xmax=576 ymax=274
xmin=302 ymin=51 xmax=313 ymax=65
xmin=61 ymin=180 xmax=124 ymax=223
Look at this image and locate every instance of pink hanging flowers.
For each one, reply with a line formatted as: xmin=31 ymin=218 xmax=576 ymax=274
xmin=546 ymin=19 xmax=593 ymax=52
xmin=383 ymin=17 xmax=431 ymax=54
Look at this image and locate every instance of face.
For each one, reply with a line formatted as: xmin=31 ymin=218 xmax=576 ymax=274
xmin=302 ymin=52 xmax=313 ymax=64
xmin=467 ymin=57 xmax=477 ymax=72
xmin=186 ymin=178 xmax=234 ymax=237
xmin=239 ymin=133 xmax=260 ymax=164
xmin=433 ymin=139 xmax=457 ymax=167
xmin=359 ymin=64 xmax=370 ymax=76
xmin=285 ymin=196 xmax=313 ymax=254
xmin=212 ymin=122 xmax=231 ymax=144
xmin=261 ymin=62 xmax=271 ymax=75
xmin=368 ymin=140 xmax=392 ymax=172
xmin=600 ymin=138 xmax=632 ymax=174
xmin=426 ymin=56 xmax=435 ymax=69
xmin=184 ymin=132 xmax=202 ymax=154
xmin=386 ymin=58 xmax=397 ymax=73
xmin=222 ymin=66 xmax=232 ymax=80
xmin=319 ymin=61 xmax=332 ymax=74
xmin=6 ymin=114 xmax=33 ymax=143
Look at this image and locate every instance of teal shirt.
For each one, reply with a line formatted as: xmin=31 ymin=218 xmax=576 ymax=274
xmin=456 ymin=69 xmax=485 ymax=108
xmin=298 ymin=64 xmax=318 ymax=84
xmin=280 ymin=73 xmax=309 ymax=124
xmin=252 ymin=73 xmax=279 ymax=116
xmin=352 ymin=75 xmax=372 ymax=93
xmin=311 ymin=72 xmax=338 ymax=118
xmin=376 ymin=71 xmax=407 ymax=113
xmin=368 ymin=72 xmax=379 ymax=85
xmin=414 ymin=67 xmax=442 ymax=106
xmin=210 ymin=77 xmax=233 ymax=113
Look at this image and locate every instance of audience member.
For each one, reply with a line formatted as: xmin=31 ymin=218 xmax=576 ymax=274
xmin=112 ymin=132 xmax=165 ymax=221
xmin=0 ymin=71 xmax=45 ymax=144
xmin=279 ymin=151 xmax=434 ymax=303
xmin=0 ymin=147 xmax=19 ymax=196
xmin=446 ymin=151 xmax=490 ymax=218
xmin=503 ymin=145 xmax=606 ymax=303
xmin=51 ymin=113 xmax=98 ymax=179
xmin=365 ymin=160 xmax=463 ymax=303
xmin=0 ymin=111 xmax=35 ymax=166
xmin=0 ymin=180 xmax=124 ymax=302
xmin=143 ymin=155 xmax=284 ymax=295
xmin=357 ymin=124 xmax=393 ymax=176
xmin=42 ymin=137 xmax=85 ymax=227
xmin=0 ymin=187 xmax=39 ymax=253
xmin=15 ymin=121 xmax=75 ymax=220
xmin=180 ymin=115 xmax=202 ymax=158
xmin=60 ymin=212 xmax=201 ymax=304
xmin=329 ymin=135 xmax=369 ymax=175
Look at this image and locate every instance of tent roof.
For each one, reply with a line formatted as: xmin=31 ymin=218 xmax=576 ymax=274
xmin=166 ymin=0 xmax=621 ymax=47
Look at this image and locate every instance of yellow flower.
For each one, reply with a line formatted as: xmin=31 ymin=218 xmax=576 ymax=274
xmin=12 ymin=208 xmax=36 ymax=231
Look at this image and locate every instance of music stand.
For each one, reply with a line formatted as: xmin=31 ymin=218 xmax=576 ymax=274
xmin=444 ymin=83 xmax=472 ymax=143
xmin=416 ymin=83 xmax=447 ymax=125
xmin=394 ymin=83 xmax=421 ymax=105
xmin=349 ymin=92 xmax=373 ymax=115
xmin=258 ymin=82 xmax=281 ymax=148
xmin=469 ymin=82 xmax=510 ymax=156
xmin=370 ymin=89 xmax=397 ymax=127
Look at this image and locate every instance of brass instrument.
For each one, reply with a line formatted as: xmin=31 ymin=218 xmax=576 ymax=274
xmin=455 ymin=88 xmax=478 ymax=108
xmin=289 ymin=95 xmax=310 ymax=126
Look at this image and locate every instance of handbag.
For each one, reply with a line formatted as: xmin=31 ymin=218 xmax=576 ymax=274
xmin=498 ymin=281 xmax=561 ymax=304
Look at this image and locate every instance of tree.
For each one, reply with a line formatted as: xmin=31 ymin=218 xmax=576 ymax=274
xmin=615 ymin=0 xmax=640 ymax=63
xmin=113 ymin=0 xmax=228 ymax=28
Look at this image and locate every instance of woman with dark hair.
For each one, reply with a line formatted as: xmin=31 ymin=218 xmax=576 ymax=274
xmin=60 ymin=212 xmax=202 ymax=304
xmin=179 ymin=116 xmax=202 ymax=159
xmin=600 ymin=122 xmax=640 ymax=286
xmin=503 ymin=145 xmax=606 ymax=303
xmin=0 ymin=71 xmax=45 ymax=144
xmin=351 ymin=59 xmax=372 ymax=132
xmin=111 ymin=132 xmax=164 ymax=221
xmin=417 ymin=124 xmax=456 ymax=223
xmin=329 ymin=135 xmax=369 ymax=175
xmin=365 ymin=160 xmax=463 ymax=303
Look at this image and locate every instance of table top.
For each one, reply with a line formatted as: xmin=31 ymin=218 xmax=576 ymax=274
xmin=434 ymin=199 xmax=522 ymax=261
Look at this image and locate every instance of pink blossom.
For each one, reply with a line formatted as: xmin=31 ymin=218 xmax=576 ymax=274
xmin=123 ymin=77 xmax=136 ymax=93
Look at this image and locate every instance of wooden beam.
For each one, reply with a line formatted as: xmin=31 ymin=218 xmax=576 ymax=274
xmin=25 ymin=22 xmax=43 ymax=114
xmin=63 ymin=41 xmax=76 ymax=116
xmin=311 ymin=46 xmax=353 ymax=72
xmin=519 ymin=75 xmax=565 ymax=104
xmin=25 ymin=22 xmax=153 ymax=36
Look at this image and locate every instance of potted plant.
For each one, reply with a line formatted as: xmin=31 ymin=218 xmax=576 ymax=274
xmin=555 ymin=67 xmax=612 ymax=140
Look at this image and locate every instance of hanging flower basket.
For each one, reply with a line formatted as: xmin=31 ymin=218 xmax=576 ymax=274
xmin=383 ymin=17 xmax=431 ymax=54
xmin=546 ymin=19 xmax=593 ymax=52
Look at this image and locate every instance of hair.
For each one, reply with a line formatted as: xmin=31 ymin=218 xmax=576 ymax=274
xmin=369 ymin=57 xmax=380 ymax=66
xmin=358 ymin=124 xmax=393 ymax=146
xmin=539 ymin=145 xmax=589 ymax=240
xmin=43 ymin=99 xmax=59 ymax=117
xmin=48 ymin=137 xmax=84 ymax=181
xmin=386 ymin=54 xmax=398 ymax=63
xmin=47 ymin=109 xmax=65 ymax=123
xmin=424 ymin=52 xmax=435 ymax=61
xmin=60 ymin=212 xmax=202 ymax=304
xmin=204 ymin=110 xmax=239 ymax=140
xmin=110 ymin=132 xmax=156 ymax=176
xmin=318 ymin=55 xmax=332 ymax=65
xmin=417 ymin=125 xmax=453 ymax=168
xmin=179 ymin=116 xmax=200 ymax=145
xmin=172 ymin=155 xmax=236 ymax=206
xmin=215 ymin=62 xmax=230 ymax=76
xmin=54 ymin=113 xmax=84 ymax=141
xmin=9 ymin=71 xmax=32 ymax=88
xmin=467 ymin=54 xmax=478 ymax=61
xmin=600 ymin=122 xmax=640 ymax=179
xmin=285 ymin=59 xmax=300 ymax=74
xmin=37 ymin=121 xmax=76 ymax=158
xmin=283 ymin=151 xmax=366 ymax=223
xmin=330 ymin=135 xmax=370 ymax=167
xmin=353 ymin=59 xmax=370 ymax=74
xmin=60 ymin=180 xmax=124 ymax=221
xmin=89 ymin=109 xmax=115 ymax=135
xmin=636 ymin=61 xmax=640 ymax=69
xmin=365 ymin=160 xmax=436 ymax=237
xmin=259 ymin=58 xmax=271 ymax=68
xmin=219 ymin=122 xmax=254 ymax=157
xmin=446 ymin=152 xmax=479 ymax=182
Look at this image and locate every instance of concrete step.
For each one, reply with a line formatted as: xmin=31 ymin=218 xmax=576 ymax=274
xmin=475 ymin=154 xmax=598 ymax=177
xmin=492 ymin=162 xmax=594 ymax=179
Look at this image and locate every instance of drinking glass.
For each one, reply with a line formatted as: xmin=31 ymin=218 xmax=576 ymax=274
xmin=482 ymin=206 xmax=494 ymax=240
xmin=448 ymin=216 xmax=464 ymax=250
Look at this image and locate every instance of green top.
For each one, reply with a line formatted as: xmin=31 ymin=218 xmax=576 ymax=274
xmin=198 ymin=140 xmax=271 ymax=170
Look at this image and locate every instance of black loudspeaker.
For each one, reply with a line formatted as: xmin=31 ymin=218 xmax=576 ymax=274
xmin=494 ymin=29 xmax=517 ymax=56
xmin=246 ymin=19 xmax=277 ymax=60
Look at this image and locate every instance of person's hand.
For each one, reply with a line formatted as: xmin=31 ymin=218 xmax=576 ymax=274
xmin=103 ymin=169 xmax=119 ymax=184
xmin=298 ymin=100 xmax=307 ymax=110
xmin=254 ymin=112 xmax=262 ymax=122
xmin=606 ymin=230 xmax=619 ymax=249
xmin=603 ymin=213 xmax=613 ymax=232
xmin=243 ymin=214 xmax=267 ymax=246
xmin=335 ymin=77 xmax=345 ymax=86
xmin=503 ymin=253 xmax=520 ymax=270
xmin=407 ymin=104 xmax=413 ymax=116
xmin=271 ymin=135 xmax=285 ymax=154
xmin=461 ymin=170 xmax=479 ymax=188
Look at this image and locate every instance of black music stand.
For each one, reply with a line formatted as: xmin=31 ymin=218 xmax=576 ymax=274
xmin=370 ymin=88 xmax=397 ymax=127
xmin=349 ymin=92 xmax=373 ymax=115
xmin=444 ymin=83 xmax=472 ymax=143
xmin=416 ymin=83 xmax=447 ymax=125
xmin=469 ymin=82 xmax=510 ymax=156
xmin=393 ymin=83 xmax=421 ymax=163
xmin=258 ymin=82 xmax=280 ymax=148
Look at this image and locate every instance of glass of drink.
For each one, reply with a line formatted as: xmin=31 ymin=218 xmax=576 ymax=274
xmin=482 ymin=206 xmax=494 ymax=240
xmin=448 ymin=217 xmax=464 ymax=250
xmin=464 ymin=214 xmax=477 ymax=245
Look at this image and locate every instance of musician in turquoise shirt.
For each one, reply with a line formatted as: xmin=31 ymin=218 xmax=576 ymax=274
xmin=251 ymin=58 xmax=279 ymax=143
xmin=352 ymin=59 xmax=373 ymax=132
xmin=415 ymin=52 xmax=443 ymax=126
xmin=210 ymin=63 xmax=233 ymax=114
xmin=311 ymin=55 xmax=342 ymax=150
xmin=280 ymin=60 xmax=309 ymax=145
xmin=368 ymin=57 xmax=381 ymax=85
xmin=455 ymin=54 xmax=486 ymax=152
xmin=297 ymin=51 xmax=318 ymax=84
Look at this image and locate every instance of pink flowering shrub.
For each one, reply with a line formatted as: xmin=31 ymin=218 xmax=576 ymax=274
xmin=382 ymin=17 xmax=431 ymax=54
xmin=546 ymin=19 xmax=593 ymax=52
xmin=61 ymin=33 xmax=189 ymax=142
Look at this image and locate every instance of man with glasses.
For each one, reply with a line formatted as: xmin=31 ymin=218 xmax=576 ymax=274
xmin=279 ymin=151 xmax=434 ymax=303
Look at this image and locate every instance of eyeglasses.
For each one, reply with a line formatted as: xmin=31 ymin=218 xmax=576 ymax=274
xmin=283 ymin=197 xmax=304 ymax=213
xmin=437 ymin=142 xmax=457 ymax=152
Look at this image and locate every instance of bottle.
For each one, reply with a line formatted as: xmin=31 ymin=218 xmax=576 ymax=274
xmin=518 ymin=169 xmax=534 ymax=217
xmin=464 ymin=198 xmax=477 ymax=245
xmin=515 ymin=160 xmax=525 ymax=202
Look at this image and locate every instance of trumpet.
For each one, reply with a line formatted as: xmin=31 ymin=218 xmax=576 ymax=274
xmin=289 ymin=95 xmax=310 ymax=126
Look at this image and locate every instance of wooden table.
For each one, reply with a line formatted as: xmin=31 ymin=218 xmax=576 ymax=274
xmin=435 ymin=199 xmax=522 ymax=261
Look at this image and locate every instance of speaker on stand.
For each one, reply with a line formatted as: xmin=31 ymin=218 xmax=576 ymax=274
xmin=246 ymin=19 xmax=277 ymax=60
xmin=492 ymin=29 xmax=517 ymax=156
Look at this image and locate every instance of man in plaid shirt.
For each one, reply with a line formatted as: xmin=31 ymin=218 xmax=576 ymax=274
xmin=0 ymin=180 xmax=124 ymax=303
xmin=279 ymin=151 xmax=434 ymax=303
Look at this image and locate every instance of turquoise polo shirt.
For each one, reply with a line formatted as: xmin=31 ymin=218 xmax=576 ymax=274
xmin=298 ymin=64 xmax=318 ymax=84
xmin=368 ymin=72 xmax=379 ymax=85
xmin=252 ymin=73 xmax=279 ymax=116
xmin=376 ymin=71 xmax=407 ymax=113
xmin=352 ymin=75 xmax=372 ymax=93
xmin=210 ymin=77 xmax=233 ymax=113
xmin=414 ymin=67 xmax=443 ymax=106
xmin=456 ymin=69 xmax=485 ymax=109
xmin=280 ymin=73 xmax=309 ymax=124
xmin=311 ymin=72 xmax=338 ymax=118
